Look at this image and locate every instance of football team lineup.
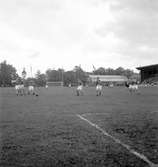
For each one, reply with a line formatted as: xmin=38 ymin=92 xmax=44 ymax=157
xmin=1 ymin=86 xmax=158 ymax=167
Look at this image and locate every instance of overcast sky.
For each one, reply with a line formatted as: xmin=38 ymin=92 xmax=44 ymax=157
xmin=0 ymin=0 xmax=157 ymax=77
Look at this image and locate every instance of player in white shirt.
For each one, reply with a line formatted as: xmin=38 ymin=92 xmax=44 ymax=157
xmin=76 ymin=83 xmax=84 ymax=96
xmin=96 ymin=79 xmax=102 ymax=96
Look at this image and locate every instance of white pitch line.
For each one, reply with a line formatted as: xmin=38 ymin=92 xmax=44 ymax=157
xmin=77 ymin=114 xmax=158 ymax=167
xmin=151 ymin=111 xmax=158 ymax=113
xmin=81 ymin=113 xmax=110 ymax=117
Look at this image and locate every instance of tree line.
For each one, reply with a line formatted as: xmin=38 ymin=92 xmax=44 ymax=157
xmin=0 ymin=61 xmax=139 ymax=87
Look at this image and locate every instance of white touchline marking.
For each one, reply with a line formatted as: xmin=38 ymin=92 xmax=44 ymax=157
xmin=81 ymin=113 xmax=110 ymax=117
xmin=151 ymin=111 xmax=158 ymax=113
xmin=77 ymin=114 xmax=158 ymax=167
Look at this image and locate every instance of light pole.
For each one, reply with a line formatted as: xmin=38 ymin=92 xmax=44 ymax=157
xmin=61 ymin=68 xmax=64 ymax=86
xmin=22 ymin=68 xmax=27 ymax=84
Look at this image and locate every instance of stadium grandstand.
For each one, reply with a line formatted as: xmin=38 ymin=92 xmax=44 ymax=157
xmin=136 ymin=64 xmax=158 ymax=84
xmin=88 ymin=75 xmax=128 ymax=86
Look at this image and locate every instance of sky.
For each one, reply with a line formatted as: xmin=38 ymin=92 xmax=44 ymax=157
xmin=0 ymin=0 xmax=157 ymax=77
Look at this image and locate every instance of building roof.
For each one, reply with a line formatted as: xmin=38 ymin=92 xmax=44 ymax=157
xmin=89 ymin=75 xmax=128 ymax=82
xmin=136 ymin=64 xmax=158 ymax=70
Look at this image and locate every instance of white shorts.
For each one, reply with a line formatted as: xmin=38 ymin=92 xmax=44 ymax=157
xmin=28 ymin=86 xmax=34 ymax=91
xmin=96 ymin=85 xmax=102 ymax=90
xmin=77 ymin=86 xmax=83 ymax=90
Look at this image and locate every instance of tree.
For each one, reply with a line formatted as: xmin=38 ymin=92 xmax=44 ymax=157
xmin=73 ymin=66 xmax=88 ymax=84
xmin=25 ymin=77 xmax=36 ymax=87
xmin=0 ymin=61 xmax=18 ymax=86
xmin=35 ymin=70 xmax=46 ymax=87
xmin=63 ymin=71 xmax=76 ymax=86
xmin=115 ymin=67 xmax=125 ymax=75
xmin=46 ymin=69 xmax=58 ymax=82
xmin=105 ymin=68 xmax=115 ymax=75
xmin=123 ymin=69 xmax=134 ymax=79
xmin=57 ymin=68 xmax=64 ymax=82
xmin=93 ymin=67 xmax=106 ymax=75
xmin=46 ymin=68 xmax=64 ymax=82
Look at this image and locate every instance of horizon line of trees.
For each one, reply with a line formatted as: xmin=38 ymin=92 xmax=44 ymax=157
xmin=0 ymin=60 xmax=139 ymax=87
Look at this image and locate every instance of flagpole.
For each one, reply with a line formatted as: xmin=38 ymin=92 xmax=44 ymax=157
xmin=30 ymin=65 xmax=33 ymax=78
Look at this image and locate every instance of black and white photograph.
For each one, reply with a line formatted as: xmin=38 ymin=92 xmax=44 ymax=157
xmin=0 ymin=0 xmax=158 ymax=166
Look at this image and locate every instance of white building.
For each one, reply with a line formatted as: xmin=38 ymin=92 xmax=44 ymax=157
xmin=89 ymin=75 xmax=128 ymax=86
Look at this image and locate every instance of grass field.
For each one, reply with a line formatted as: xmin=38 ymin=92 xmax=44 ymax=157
xmin=0 ymin=86 xmax=158 ymax=167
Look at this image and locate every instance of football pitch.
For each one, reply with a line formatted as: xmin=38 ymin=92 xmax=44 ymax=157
xmin=0 ymin=86 xmax=158 ymax=167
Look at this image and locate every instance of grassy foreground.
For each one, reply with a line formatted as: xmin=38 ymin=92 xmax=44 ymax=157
xmin=0 ymin=86 xmax=158 ymax=167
